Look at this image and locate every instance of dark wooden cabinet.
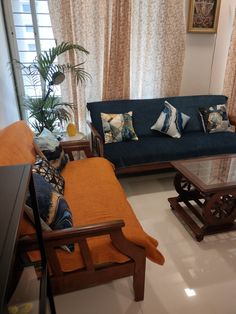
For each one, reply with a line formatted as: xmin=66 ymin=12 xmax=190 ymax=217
xmin=0 ymin=164 xmax=56 ymax=314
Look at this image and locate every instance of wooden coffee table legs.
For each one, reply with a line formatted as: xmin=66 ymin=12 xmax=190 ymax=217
xmin=168 ymin=173 xmax=236 ymax=241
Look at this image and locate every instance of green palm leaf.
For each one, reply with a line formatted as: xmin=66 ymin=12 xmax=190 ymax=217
xmin=13 ymin=41 xmax=90 ymax=133
xmin=35 ymin=42 xmax=90 ymax=84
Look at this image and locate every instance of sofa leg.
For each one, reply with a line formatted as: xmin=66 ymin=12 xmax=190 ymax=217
xmin=133 ymin=257 xmax=146 ymax=301
xmin=110 ymin=228 xmax=147 ymax=301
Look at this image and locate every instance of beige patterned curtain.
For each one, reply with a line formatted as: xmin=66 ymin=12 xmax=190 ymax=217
xmin=131 ymin=0 xmax=186 ymax=98
xmin=223 ymin=9 xmax=236 ymax=122
xmin=102 ymin=0 xmax=131 ymax=100
xmin=49 ymin=0 xmax=185 ymax=131
xmin=48 ymin=0 xmax=108 ymax=132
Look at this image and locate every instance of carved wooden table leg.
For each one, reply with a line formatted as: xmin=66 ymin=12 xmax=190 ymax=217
xmin=203 ymin=192 xmax=236 ymax=229
xmin=169 ymin=172 xmax=236 ymax=241
xmin=169 ymin=172 xmax=205 ymax=241
xmin=169 ymin=156 xmax=236 ymax=241
xmin=174 ymin=173 xmax=200 ymax=200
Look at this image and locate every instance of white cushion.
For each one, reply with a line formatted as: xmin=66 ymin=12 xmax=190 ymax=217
xmin=151 ymin=101 xmax=190 ymax=138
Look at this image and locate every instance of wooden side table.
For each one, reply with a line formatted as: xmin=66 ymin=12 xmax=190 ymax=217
xmin=60 ymin=133 xmax=92 ymax=160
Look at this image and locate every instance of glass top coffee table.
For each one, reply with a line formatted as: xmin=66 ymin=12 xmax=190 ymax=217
xmin=168 ymin=155 xmax=236 ymax=241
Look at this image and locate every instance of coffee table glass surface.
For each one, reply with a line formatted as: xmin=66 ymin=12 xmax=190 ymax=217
xmin=171 ymin=154 xmax=236 ymax=193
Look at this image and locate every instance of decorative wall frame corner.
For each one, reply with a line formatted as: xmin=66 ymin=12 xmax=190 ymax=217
xmin=187 ymin=0 xmax=221 ymax=33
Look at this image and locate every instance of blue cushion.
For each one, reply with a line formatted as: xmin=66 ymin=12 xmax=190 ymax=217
xmin=28 ymin=173 xmax=74 ymax=252
xmin=104 ymin=132 xmax=236 ymax=168
xmin=87 ymin=95 xmax=228 ymax=137
xmin=30 ymin=172 xmax=53 ymax=221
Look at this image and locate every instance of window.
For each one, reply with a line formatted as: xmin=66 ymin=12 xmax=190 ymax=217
xmin=22 ymin=4 xmax=30 ymax=12
xmin=25 ymin=25 xmax=33 ymax=32
xmin=3 ymin=0 xmax=60 ymax=116
xmin=28 ymin=43 xmax=36 ymax=51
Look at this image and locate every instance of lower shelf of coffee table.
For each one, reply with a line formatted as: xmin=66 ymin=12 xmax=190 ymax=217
xmin=168 ymin=196 xmax=236 ymax=241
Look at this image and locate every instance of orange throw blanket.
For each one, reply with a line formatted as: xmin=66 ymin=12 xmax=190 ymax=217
xmin=1 ymin=121 xmax=165 ymax=272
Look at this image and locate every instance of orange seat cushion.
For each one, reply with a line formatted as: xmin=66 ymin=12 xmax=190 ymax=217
xmin=61 ymin=157 xmax=165 ymax=270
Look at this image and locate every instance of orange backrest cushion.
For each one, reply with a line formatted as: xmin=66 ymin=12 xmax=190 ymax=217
xmin=0 ymin=121 xmax=36 ymax=166
xmin=0 ymin=121 xmax=36 ymax=234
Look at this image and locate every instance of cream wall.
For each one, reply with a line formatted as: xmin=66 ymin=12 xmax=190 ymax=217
xmin=180 ymin=0 xmax=236 ymax=96
xmin=0 ymin=2 xmax=19 ymax=129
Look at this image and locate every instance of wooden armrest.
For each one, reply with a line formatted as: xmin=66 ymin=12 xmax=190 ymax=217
xmin=229 ymin=115 xmax=236 ymax=128
xmin=87 ymin=121 xmax=104 ymax=156
xmin=19 ymin=217 xmax=145 ymax=299
xmin=19 ymin=220 xmax=125 ymax=250
xmin=87 ymin=121 xmax=103 ymax=139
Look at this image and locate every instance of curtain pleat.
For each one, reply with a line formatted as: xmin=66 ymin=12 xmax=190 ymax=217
xmin=49 ymin=0 xmax=107 ymax=132
xmin=131 ymin=0 xmax=186 ymax=99
xmin=102 ymin=0 xmax=131 ymax=100
xmin=223 ymin=9 xmax=236 ymax=121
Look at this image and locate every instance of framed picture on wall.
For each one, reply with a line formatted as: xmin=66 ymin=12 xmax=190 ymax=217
xmin=188 ymin=0 xmax=221 ymax=33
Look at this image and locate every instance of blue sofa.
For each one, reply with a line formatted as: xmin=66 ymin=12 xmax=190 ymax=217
xmin=87 ymin=95 xmax=236 ymax=174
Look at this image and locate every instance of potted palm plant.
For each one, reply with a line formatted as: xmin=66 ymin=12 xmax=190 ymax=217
xmin=15 ymin=42 xmax=90 ymax=134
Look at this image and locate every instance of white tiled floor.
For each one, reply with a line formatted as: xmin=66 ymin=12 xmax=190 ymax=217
xmin=55 ymin=172 xmax=236 ymax=314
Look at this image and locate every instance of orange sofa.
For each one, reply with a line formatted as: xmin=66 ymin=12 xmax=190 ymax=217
xmin=0 ymin=121 xmax=164 ymax=301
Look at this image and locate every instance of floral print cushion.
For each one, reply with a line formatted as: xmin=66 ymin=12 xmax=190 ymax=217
xmin=101 ymin=111 xmax=138 ymax=144
xmin=199 ymin=104 xmax=232 ymax=133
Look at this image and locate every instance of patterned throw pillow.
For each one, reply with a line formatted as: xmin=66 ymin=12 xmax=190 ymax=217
xmin=24 ymin=204 xmax=72 ymax=253
xmin=151 ymin=101 xmax=190 ymax=138
xmin=34 ymin=128 xmax=67 ymax=171
xmin=199 ymin=104 xmax=232 ymax=133
xmin=43 ymin=145 xmax=68 ymax=171
xmin=101 ymin=111 xmax=138 ymax=144
xmin=33 ymin=156 xmax=65 ymax=194
xmin=27 ymin=173 xmax=74 ymax=252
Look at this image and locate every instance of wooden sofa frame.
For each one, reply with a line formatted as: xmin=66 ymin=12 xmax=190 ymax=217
xmin=19 ymin=145 xmax=146 ymax=301
xmin=19 ymin=220 xmax=146 ymax=301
